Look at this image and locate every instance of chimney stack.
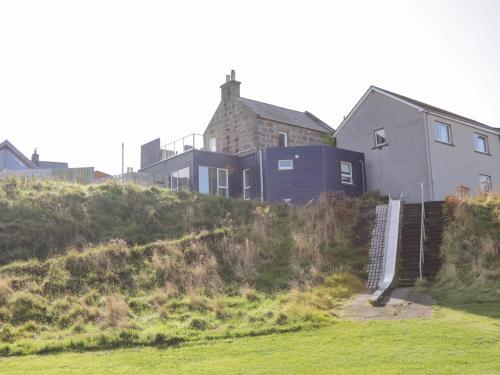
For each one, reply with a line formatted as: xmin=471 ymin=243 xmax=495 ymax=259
xmin=31 ymin=148 xmax=39 ymax=166
xmin=220 ymin=70 xmax=240 ymax=102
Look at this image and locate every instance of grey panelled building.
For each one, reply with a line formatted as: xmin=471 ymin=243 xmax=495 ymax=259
xmin=335 ymin=86 xmax=500 ymax=202
xmin=0 ymin=140 xmax=68 ymax=171
xmin=139 ymin=71 xmax=366 ymax=204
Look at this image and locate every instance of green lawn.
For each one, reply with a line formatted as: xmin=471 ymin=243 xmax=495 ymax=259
xmin=1 ymin=304 xmax=499 ymax=374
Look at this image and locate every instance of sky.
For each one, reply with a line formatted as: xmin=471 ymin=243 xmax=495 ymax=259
xmin=1 ymin=0 xmax=500 ymax=174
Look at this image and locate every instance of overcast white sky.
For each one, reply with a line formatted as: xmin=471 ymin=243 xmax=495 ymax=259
xmin=1 ymin=0 xmax=499 ymax=173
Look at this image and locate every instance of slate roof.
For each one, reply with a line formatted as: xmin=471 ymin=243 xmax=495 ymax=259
xmin=38 ymin=161 xmax=69 ymax=169
xmin=239 ymin=97 xmax=333 ymax=133
xmin=374 ymin=86 xmax=500 ymax=133
xmin=0 ymin=139 xmax=38 ymax=169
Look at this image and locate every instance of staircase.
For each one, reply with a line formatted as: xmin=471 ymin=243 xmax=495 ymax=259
xmin=398 ymin=201 xmax=445 ymax=287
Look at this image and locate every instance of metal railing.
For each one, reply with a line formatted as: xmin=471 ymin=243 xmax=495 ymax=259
xmin=160 ymin=133 xmax=204 ymax=161
xmin=114 ymin=172 xmax=168 ymax=188
xmin=419 ymin=182 xmax=426 ymax=280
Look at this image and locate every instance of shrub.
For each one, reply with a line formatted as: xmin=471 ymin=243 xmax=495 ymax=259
xmin=10 ymin=292 xmax=49 ymax=324
xmin=275 ymin=312 xmax=288 ymax=325
xmin=0 ymin=323 xmax=16 ymax=342
xmin=188 ymin=317 xmax=209 ymax=330
xmin=42 ymin=263 xmax=70 ymax=296
xmin=240 ymin=286 xmax=259 ymax=302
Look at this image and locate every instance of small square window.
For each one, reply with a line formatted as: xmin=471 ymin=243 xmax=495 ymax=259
xmin=278 ymin=132 xmax=288 ymax=147
xmin=474 ymin=134 xmax=488 ymax=154
xmin=341 ymin=161 xmax=353 ymax=185
xmin=374 ymin=128 xmax=386 ymax=147
xmin=278 ymin=160 xmax=293 ymax=170
xmin=479 ymin=174 xmax=492 ymax=194
xmin=435 ymin=122 xmax=452 ymax=144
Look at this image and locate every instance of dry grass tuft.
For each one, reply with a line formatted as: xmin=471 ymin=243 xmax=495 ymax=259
xmin=103 ymin=294 xmax=130 ymax=328
xmin=0 ymin=277 xmax=13 ymax=305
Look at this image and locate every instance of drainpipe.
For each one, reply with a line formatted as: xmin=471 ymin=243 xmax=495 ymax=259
xmin=259 ymin=149 xmax=264 ymax=202
xmin=422 ymin=111 xmax=435 ymax=201
xmin=360 ymin=159 xmax=366 ymax=194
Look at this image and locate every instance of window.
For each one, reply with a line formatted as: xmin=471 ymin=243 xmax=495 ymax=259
xmin=170 ymin=167 xmax=190 ymax=191
xmin=474 ymin=134 xmax=488 ymax=154
xmin=374 ymin=128 xmax=386 ymax=147
xmin=217 ymin=168 xmax=229 ymax=197
xmin=208 ymin=137 xmax=216 ymax=152
xmin=435 ymin=122 xmax=452 ymax=144
xmin=341 ymin=161 xmax=353 ymax=185
xmin=243 ymin=169 xmax=251 ymax=200
xmin=278 ymin=160 xmax=293 ymax=170
xmin=479 ymin=174 xmax=492 ymax=194
xmin=198 ymin=166 xmax=228 ymax=197
xmin=278 ymin=132 xmax=288 ymax=147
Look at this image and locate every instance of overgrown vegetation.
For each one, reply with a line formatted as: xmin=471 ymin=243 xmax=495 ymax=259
xmin=433 ymin=193 xmax=500 ymax=303
xmin=0 ymin=179 xmax=379 ymax=356
xmin=0 ymin=178 xmax=258 ymax=263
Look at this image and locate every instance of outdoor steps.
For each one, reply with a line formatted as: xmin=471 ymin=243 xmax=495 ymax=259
xmin=397 ymin=202 xmax=445 ymax=287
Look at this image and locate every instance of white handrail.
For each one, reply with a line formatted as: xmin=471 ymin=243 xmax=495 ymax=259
xmin=419 ymin=183 xmax=425 ymax=279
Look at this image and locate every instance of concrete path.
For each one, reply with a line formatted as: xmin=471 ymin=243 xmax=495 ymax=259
xmin=336 ymin=288 xmax=433 ymax=321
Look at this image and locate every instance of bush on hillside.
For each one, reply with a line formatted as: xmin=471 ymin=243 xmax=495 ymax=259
xmin=434 ymin=193 xmax=500 ymax=303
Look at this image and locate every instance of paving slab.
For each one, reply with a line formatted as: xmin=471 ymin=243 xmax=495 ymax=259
xmin=336 ymin=287 xmax=433 ymax=321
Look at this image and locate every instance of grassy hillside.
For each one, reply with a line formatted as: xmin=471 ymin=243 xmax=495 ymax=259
xmin=1 ymin=305 xmax=499 ymax=374
xmin=0 ymin=179 xmax=379 ymax=357
xmin=0 ymin=178 xmax=259 ymax=263
xmin=433 ymin=193 xmax=500 ymax=303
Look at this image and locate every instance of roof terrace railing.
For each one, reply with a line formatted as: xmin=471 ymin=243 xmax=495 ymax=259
xmin=160 ymin=133 xmax=204 ymax=161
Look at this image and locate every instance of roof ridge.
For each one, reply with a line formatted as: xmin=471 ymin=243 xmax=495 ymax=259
xmin=372 ymin=86 xmax=500 ymax=132
xmin=240 ymin=97 xmax=307 ymax=115
xmin=239 ymin=97 xmax=333 ymax=133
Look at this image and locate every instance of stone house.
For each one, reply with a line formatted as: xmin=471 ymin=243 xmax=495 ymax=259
xmin=203 ymin=70 xmax=333 ymax=154
xmin=139 ymin=72 xmax=365 ymax=204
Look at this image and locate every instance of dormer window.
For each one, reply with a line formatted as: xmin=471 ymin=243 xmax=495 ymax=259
xmin=374 ymin=128 xmax=386 ymax=147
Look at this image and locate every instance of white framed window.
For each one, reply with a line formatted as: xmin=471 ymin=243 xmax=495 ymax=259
xmin=479 ymin=174 xmax=492 ymax=194
xmin=278 ymin=132 xmax=288 ymax=147
xmin=474 ymin=133 xmax=488 ymax=154
xmin=217 ymin=168 xmax=229 ymax=197
xmin=208 ymin=137 xmax=217 ymax=152
xmin=435 ymin=122 xmax=452 ymax=144
xmin=341 ymin=161 xmax=353 ymax=185
xmin=171 ymin=167 xmax=190 ymax=191
xmin=243 ymin=169 xmax=251 ymax=200
xmin=278 ymin=160 xmax=293 ymax=170
xmin=199 ymin=166 xmax=228 ymax=197
xmin=374 ymin=128 xmax=386 ymax=147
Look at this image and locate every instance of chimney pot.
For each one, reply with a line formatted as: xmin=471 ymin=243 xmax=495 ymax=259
xmin=31 ymin=148 xmax=40 ymax=166
xmin=226 ymin=75 xmax=230 ymax=82
xmin=230 ymin=70 xmax=235 ymax=81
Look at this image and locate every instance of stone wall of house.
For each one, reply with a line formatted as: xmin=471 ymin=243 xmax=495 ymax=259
xmin=255 ymin=119 xmax=326 ymax=148
xmin=204 ymin=99 xmax=258 ymax=154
